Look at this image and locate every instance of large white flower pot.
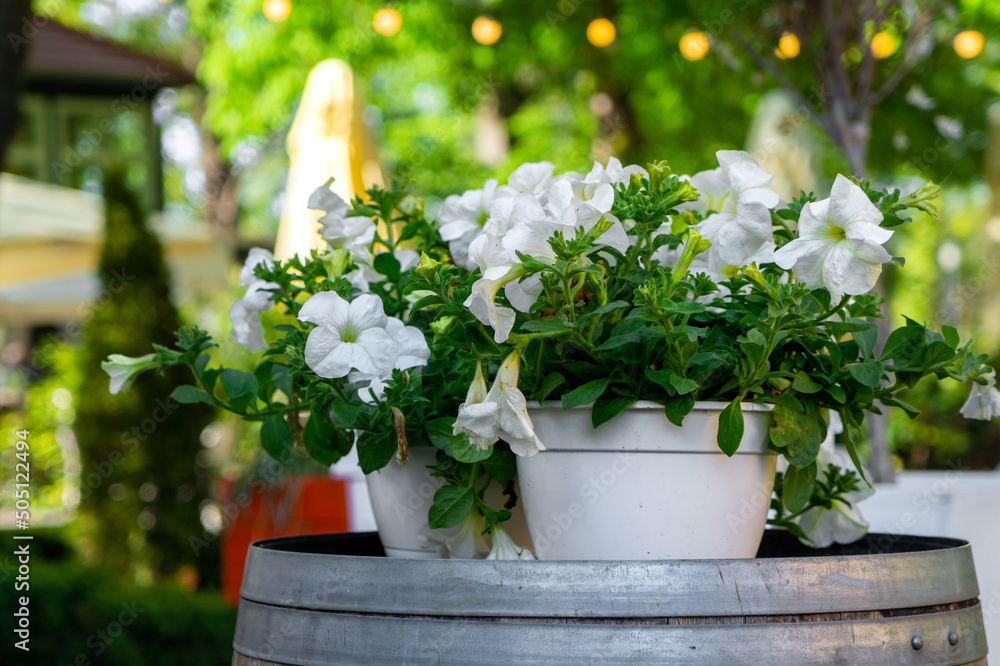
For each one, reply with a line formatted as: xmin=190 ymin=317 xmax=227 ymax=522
xmin=517 ymin=401 xmax=776 ymax=560
xmin=366 ymin=446 xmax=535 ymax=558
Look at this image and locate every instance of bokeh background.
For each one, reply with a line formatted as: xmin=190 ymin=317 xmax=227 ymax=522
xmin=2 ymin=1 xmax=1000 ymax=662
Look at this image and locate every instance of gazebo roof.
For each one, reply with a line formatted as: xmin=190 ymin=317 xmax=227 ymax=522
xmin=24 ymin=20 xmax=194 ymax=96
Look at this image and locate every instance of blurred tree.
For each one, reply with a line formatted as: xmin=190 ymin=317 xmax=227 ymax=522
xmin=74 ymin=171 xmax=215 ymax=586
xmin=0 ymin=0 xmax=33 ymax=170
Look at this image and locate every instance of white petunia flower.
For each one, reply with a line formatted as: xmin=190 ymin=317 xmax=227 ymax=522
xmin=230 ymin=248 xmax=279 ymax=352
xmin=464 ymin=276 xmax=518 ymax=343
xmin=569 ymin=157 xmax=647 ymax=201
xmin=297 ymin=292 xmax=399 ymax=379
xmin=960 ymin=371 xmax=1000 ymax=420
xmin=438 ymin=179 xmax=514 ymax=270
xmin=453 ymin=352 xmax=545 ymax=456
xmin=487 ymin=351 xmax=545 ymax=456
xmin=347 ymin=317 xmax=430 ymax=403
xmin=686 ymin=151 xmax=779 ymax=267
xmin=773 ymin=174 xmax=893 ymax=300
xmin=793 ymin=448 xmax=873 ymax=549
xmin=101 ymin=353 xmax=158 ymax=394
xmin=487 ymin=525 xmax=535 ymax=560
xmin=446 ymin=513 xmax=491 ymax=559
xmin=454 ymin=362 xmax=500 ymax=450
xmin=507 ymin=161 xmax=555 ymax=198
xmin=308 ymin=181 xmax=376 ymax=251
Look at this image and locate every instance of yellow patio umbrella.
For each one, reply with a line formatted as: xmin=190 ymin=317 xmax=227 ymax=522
xmin=274 ymin=59 xmax=384 ymax=260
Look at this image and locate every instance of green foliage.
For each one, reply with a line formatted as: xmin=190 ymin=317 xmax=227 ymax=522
xmin=0 ymin=553 xmax=235 ymax=666
xmin=74 ymin=171 xmax=213 ymax=584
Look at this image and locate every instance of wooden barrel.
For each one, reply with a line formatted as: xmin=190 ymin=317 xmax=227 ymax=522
xmin=232 ymin=531 xmax=988 ymax=665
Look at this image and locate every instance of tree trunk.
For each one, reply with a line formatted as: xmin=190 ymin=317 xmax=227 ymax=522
xmin=0 ymin=0 xmax=33 ymax=171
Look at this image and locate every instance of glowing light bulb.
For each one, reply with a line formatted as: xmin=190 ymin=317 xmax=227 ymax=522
xmin=262 ymin=0 xmax=291 ymax=22
xmin=954 ymin=30 xmax=984 ymax=59
xmin=679 ymin=31 xmax=710 ymax=61
xmin=373 ymin=7 xmax=402 ymax=36
xmin=775 ymin=33 xmax=800 ymax=59
xmin=472 ymin=16 xmax=502 ymax=45
xmin=871 ymin=31 xmax=897 ymax=59
xmin=587 ymin=18 xmax=616 ymax=48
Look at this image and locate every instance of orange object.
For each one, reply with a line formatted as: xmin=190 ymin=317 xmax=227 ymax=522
xmin=219 ymin=475 xmax=349 ymax=605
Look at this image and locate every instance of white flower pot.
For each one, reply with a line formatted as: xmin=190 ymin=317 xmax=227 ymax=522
xmin=366 ymin=447 xmax=449 ymax=558
xmin=365 ymin=446 xmax=535 ymax=558
xmin=517 ymin=401 xmax=776 ymax=560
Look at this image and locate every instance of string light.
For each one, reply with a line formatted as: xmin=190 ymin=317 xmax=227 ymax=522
xmin=679 ymin=31 xmax=710 ymax=61
xmin=472 ymin=16 xmax=502 ymax=45
xmin=775 ymin=33 xmax=800 ymax=59
xmin=262 ymin=0 xmax=291 ymax=22
xmin=870 ymin=31 xmax=897 ymax=59
xmin=586 ymin=18 xmax=616 ymax=48
xmin=954 ymin=30 xmax=984 ymax=59
xmin=373 ymin=7 xmax=402 ymax=36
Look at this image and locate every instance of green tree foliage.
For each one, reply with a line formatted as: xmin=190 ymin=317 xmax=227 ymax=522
xmin=74 ymin=172 xmax=214 ymax=585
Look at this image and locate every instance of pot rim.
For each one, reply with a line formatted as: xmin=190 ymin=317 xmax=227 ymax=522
xmin=527 ymin=399 xmax=773 ymax=412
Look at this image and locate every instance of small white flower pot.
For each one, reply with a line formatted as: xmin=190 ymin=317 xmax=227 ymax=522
xmin=366 ymin=446 xmax=535 ymax=558
xmin=366 ymin=447 xmax=449 ymax=558
xmin=517 ymin=401 xmax=775 ymax=560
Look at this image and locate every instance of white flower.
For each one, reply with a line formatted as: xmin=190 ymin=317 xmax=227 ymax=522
xmin=507 ymin=161 xmax=555 ymax=198
xmin=487 ymin=525 xmax=535 ymax=560
xmin=960 ymin=371 xmax=1000 ymax=420
xmin=464 ymin=276 xmax=517 ymax=343
xmin=491 ymin=352 xmax=546 ymax=456
xmin=446 ymin=513 xmax=491 ymax=559
xmin=682 ymin=151 xmax=780 ymax=267
xmin=297 ymin=292 xmax=399 ymax=379
xmin=454 ymin=352 xmax=545 ymax=456
xmin=439 ymin=179 xmax=514 ymax=270
xmin=308 ymin=181 xmax=376 ymax=250
xmin=569 ymin=157 xmax=647 ymax=201
xmin=230 ymin=248 xmax=279 ymax=352
xmin=346 ymin=318 xmax=430 ymax=403
xmin=688 ymin=150 xmax=781 ymax=214
xmin=454 ymin=362 xmax=500 ymax=450
xmin=101 ymin=353 xmax=158 ymax=394
xmin=774 ymin=174 xmax=893 ymax=300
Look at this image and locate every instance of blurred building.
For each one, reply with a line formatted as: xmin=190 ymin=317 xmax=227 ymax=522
xmin=0 ymin=20 xmax=227 ymax=345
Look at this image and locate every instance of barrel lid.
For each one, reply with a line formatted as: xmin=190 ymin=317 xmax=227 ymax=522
xmin=238 ymin=531 xmax=980 ymax=618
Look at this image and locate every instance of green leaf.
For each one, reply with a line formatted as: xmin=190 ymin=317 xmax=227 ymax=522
xmin=535 ymin=372 xmax=565 ymax=403
xmin=769 ymin=405 xmax=808 ymax=449
xmin=717 ymin=400 xmax=744 ymax=457
xmin=482 ymin=447 xmax=516 ymax=481
xmin=521 ymin=318 xmax=571 ymax=334
xmin=330 ymin=401 xmax=362 ymax=429
xmin=941 ymin=325 xmax=960 ymax=349
xmin=562 ymin=377 xmax=610 ymax=409
xmin=825 ymin=384 xmax=847 ymax=404
xmin=645 ymin=367 xmax=675 ymax=391
xmin=448 ymin=432 xmax=493 ymax=463
xmin=594 ymin=332 xmax=641 ymax=351
xmin=373 ymin=252 xmax=401 ymax=281
xmin=428 ymin=485 xmax=475 ymax=529
xmin=304 ymin=413 xmax=353 ymax=466
xmin=791 ymin=371 xmax=822 ymax=394
xmin=425 ymin=417 xmax=455 ymax=450
xmin=260 ymin=415 xmax=293 ymax=462
xmin=668 ymin=375 xmax=699 ymax=395
xmin=848 ymin=361 xmax=884 ymax=388
xmin=170 ymin=385 xmax=211 ymax=405
xmin=881 ymin=397 xmax=921 ymax=419
xmin=880 ymin=326 xmax=924 ymax=362
xmin=271 ymin=364 xmax=293 ymax=398
xmin=592 ymin=398 xmax=632 ymax=428
xmin=220 ymin=369 xmax=259 ymax=411
xmin=663 ymin=395 xmax=695 ymax=426
xmin=784 ymin=413 xmax=825 ymax=469
xmin=357 ymin=431 xmax=398 ymax=473
xmin=854 ymin=327 xmax=879 ymax=360
xmin=782 ymin=461 xmax=816 ymax=513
